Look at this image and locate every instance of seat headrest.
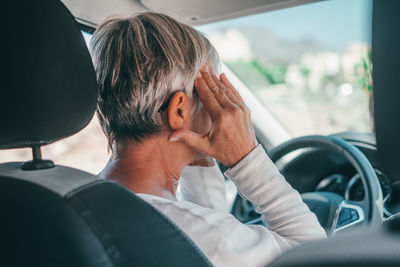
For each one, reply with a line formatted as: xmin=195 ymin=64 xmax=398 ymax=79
xmin=0 ymin=0 xmax=97 ymax=149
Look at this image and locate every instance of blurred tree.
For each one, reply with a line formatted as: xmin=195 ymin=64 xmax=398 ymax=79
xmin=355 ymin=49 xmax=372 ymax=93
xmin=250 ymin=60 xmax=287 ymax=84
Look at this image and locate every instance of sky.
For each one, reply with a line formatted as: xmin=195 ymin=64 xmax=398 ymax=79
xmin=197 ymin=0 xmax=372 ymax=52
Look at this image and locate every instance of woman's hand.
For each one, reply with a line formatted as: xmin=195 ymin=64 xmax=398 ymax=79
xmin=169 ymin=67 xmax=258 ymax=168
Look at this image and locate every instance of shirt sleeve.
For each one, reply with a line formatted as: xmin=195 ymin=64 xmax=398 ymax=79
xmin=179 ymin=161 xmax=228 ymax=212
xmin=224 ymin=144 xmax=327 ymax=244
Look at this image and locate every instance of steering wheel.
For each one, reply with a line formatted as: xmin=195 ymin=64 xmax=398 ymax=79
xmin=267 ymin=135 xmax=383 ymax=234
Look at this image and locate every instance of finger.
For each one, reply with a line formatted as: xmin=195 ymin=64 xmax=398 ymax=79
xmin=168 ymin=129 xmax=211 ymax=155
xmin=220 ymin=73 xmax=245 ymax=104
xmin=219 ymin=72 xmax=236 ymax=91
xmin=209 ymin=70 xmax=227 ymax=92
xmin=200 ymin=70 xmax=231 ymax=108
xmin=210 ymin=71 xmax=241 ymax=107
xmin=200 ymin=68 xmax=218 ymax=94
xmin=194 ymin=75 xmax=222 ymax=115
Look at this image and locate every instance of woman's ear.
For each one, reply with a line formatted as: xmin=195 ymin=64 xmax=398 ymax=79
xmin=167 ymin=91 xmax=191 ymax=130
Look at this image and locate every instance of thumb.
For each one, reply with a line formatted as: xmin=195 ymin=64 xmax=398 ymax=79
xmin=168 ymin=129 xmax=210 ymax=154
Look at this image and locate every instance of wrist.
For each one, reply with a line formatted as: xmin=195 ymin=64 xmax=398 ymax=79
xmin=224 ymin=144 xmax=268 ymax=180
xmin=226 ymin=141 xmax=259 ymax=168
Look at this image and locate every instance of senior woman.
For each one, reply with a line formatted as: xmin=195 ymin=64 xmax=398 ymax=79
xmin=90 ymin=12 xmax=326 ymax=266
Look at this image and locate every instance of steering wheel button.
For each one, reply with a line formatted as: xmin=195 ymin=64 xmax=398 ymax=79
xmin=350 ymin=209 xmax=359 ymax=221
xmin=337 ymin=208 xmax=352 ymax=226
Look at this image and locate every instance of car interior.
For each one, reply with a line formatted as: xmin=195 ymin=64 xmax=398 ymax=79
xmin=1 ymin=0 xmax=399 ymax=266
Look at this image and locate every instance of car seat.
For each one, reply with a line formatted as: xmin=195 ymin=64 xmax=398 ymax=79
xmin=0 ymin=1 xmax=210 ymax=266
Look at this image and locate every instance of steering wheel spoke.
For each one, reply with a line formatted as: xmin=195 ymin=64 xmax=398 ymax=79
xmin=240 ymin=135 xmax=383 ymax=231
xmin=332 ymin=200 xmax=366 ymax=233
xmin=267 ymin=135 xmax=383 ymax=234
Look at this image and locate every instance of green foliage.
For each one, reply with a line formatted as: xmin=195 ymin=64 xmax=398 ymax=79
xmin=299 ymin=65 xmax=310 ymax=77
xmin=250 ymin=60 xmax=287 ymax=84
xmin=354 ymin=49 xmax=372 ymax=93
xmin=225 ymin=60 xmax=287 ymax=90
xmin=225 ymin=60 xmax=288 ymax=90
xmin=225 ymin=60 xmax=269 ymax=90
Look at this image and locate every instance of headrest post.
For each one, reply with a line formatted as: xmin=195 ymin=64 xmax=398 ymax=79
xmin=21 ymin=145 xmax=54 ymax=171
xmin=32 ymin=145 xmax=42 ymax=161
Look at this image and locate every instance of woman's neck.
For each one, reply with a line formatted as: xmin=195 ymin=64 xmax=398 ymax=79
xmin=99 ymin=135 xmax=191 ymax=201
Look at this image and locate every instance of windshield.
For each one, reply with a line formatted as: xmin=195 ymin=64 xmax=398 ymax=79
xmin=197 ymin=0 xmax=373 ymax=137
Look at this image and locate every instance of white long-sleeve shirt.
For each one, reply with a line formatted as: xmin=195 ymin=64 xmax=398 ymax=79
xmin=138 ymin=145 xmax=326 ymax=266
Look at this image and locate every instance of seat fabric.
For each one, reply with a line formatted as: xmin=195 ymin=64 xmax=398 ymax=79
xmin=0 ymin=163 xmax=210 ymax=267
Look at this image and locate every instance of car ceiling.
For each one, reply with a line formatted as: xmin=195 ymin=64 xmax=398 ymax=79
xmin=61 ymin=0 xmax=322 ymax=28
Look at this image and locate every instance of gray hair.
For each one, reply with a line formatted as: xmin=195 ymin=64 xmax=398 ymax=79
xmin=90 ymin=12 xmax=219 ymax=151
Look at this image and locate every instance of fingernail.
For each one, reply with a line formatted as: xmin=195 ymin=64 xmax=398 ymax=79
xmin=169 ymin=136 xmax=179 ymax=142
xmin=221 ymin=73 xmax=226 ymax=78
xmin=200 ymin=65 xmax=208 ymax=72
xmin=195 ymin=71 xmax=201 ymax=78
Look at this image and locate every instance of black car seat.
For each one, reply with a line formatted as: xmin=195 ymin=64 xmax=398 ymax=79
xmin=0 ymin=0 xmax=210 ymax=266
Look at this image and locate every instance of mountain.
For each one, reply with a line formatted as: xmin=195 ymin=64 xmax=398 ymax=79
xmin=208 ymin=26 xmax=328 ymax=65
